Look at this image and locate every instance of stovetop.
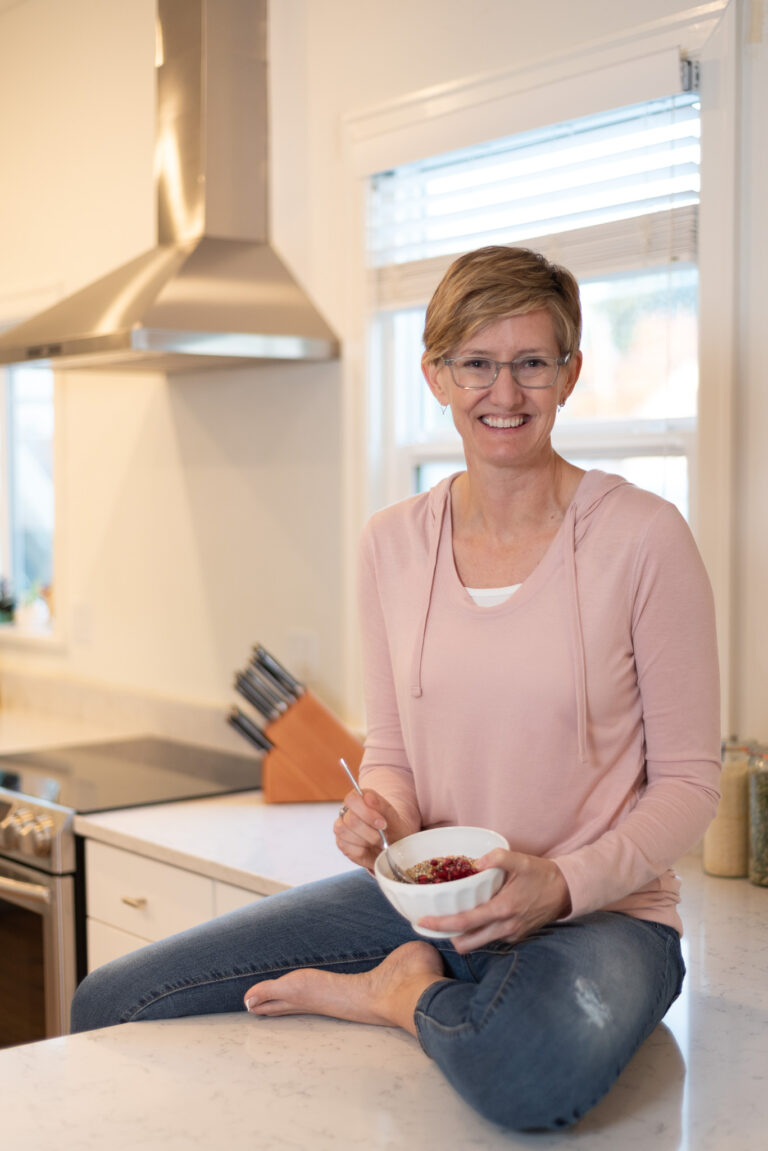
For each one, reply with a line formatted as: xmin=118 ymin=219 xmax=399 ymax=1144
xmin=0 ymin=735 xmax=261 ymax=814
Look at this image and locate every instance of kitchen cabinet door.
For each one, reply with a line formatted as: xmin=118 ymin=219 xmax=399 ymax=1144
xmin=86 ymin=919 xmax=150 ymax=972
xmin=85 ymin=841 xmax=215 ymax=941
xmin=213 ymin=881 xmax=264 ymax=916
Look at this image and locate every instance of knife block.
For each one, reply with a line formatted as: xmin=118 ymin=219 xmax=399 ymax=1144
xmin=261 ymin=691 xmax=363 ymax=803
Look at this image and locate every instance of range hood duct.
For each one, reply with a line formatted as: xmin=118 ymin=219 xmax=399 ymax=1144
xmin=0 ymin=0 xmax=339 ymax=372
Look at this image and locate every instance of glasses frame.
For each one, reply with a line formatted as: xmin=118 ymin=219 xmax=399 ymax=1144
xmin=442 ymin=352 xmax=571 ymax=390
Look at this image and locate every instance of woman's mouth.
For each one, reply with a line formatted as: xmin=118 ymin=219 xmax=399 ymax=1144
xmin=479 ymin=414 xmax=528 ymax=428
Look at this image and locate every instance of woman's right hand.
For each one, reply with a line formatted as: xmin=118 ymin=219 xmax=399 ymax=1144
xmin=333 ymin=787 xmax=414 ymax=871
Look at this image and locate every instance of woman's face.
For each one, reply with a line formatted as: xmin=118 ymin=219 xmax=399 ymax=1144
xmin=423 ymin=309 xmax=581 ymax=475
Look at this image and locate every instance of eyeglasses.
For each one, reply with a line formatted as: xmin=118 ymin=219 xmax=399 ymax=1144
xmin=442 ymin=353 xmax=571 ymax=390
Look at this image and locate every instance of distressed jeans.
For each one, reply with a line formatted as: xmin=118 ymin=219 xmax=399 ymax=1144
xmin=70 ymin=869 xmax=684 ymax=1131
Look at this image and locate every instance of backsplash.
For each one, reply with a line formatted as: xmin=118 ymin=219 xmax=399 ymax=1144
xmin=0 ymin=669 xmax=248 ymax=754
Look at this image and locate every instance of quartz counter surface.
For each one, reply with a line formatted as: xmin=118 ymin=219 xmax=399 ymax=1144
xmin=75 ymin=791 xmax=357 ymax=895
xmin=2 ymin=710 xmax=768 ymax=1148
xmin=4 ymin=853 xmax=768 ymax=1150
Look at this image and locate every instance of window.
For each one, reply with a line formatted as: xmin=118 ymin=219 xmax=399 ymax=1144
xmin=0 ymin=365 xmax=55 ymax=628
xmin=367 ymin=93 xmax=700 ymax=521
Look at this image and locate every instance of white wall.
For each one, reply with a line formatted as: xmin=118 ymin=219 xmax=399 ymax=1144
xmin=0 ymin=0 xmax=765 ymax=739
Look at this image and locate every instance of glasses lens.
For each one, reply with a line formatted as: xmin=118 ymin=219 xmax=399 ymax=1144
xmin=513 ymin=357 xmax=558 ymax=388
xmin=451 ymin=358 xmax=495 ymax=388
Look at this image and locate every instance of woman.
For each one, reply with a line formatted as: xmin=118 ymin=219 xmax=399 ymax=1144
xmin=71 ymin=246 xmax=720 ymax=1132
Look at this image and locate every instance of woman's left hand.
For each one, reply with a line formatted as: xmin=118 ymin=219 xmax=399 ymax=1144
xmin=416 ymin=849 xmax=572 ymax=954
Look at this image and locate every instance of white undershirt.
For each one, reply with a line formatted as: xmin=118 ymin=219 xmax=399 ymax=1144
xmin=465 ymin=584 xmax=521 ymax=607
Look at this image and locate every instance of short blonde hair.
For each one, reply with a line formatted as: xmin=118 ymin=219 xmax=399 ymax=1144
xmin=422 ymin=245 xmax=582 ymax=366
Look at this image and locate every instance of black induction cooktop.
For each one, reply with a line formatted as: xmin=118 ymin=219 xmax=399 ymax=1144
xmin=0 ymin=735 xmax=261 ymax=813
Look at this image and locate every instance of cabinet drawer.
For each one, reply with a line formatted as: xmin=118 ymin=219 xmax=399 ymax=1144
xmin=86 ymin=840 xmax=215 ymax=942
xmin=213 ymin=880 xmax=264 ymax=916
xmin=87 ymin=918 xmax=151 ymax=972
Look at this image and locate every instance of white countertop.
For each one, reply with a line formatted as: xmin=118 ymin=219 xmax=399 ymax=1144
xmin=3 ymin=853 xmax=768 ymax=1151
xmin=3 ymin=708 xmax=768 ymax=1149
xmin=74 ymin=792 xmax=357 ymax=894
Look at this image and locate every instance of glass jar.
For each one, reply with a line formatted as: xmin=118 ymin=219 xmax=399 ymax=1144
xmin=703 ymin=743 xmax=750 ymax=877
xmin=748 ymin=752 xmax=768 ymax=887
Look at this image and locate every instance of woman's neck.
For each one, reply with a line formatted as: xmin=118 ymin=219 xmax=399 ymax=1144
xmin=451 ymin=454 xmax=583 ymax=544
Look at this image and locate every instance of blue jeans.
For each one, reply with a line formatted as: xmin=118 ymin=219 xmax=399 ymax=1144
xmin=70 ymin=870 xmax=684 ymax=1131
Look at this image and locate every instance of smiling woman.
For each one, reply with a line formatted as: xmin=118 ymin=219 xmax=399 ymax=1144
xmin=70 ymin=244 xmax=720 ymax=1133
xmin=367 ymin=92 xmax=701 ymax=516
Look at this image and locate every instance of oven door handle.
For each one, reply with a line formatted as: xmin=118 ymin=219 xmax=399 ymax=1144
xmin=0 ymin=873 xmax=51 ymax=905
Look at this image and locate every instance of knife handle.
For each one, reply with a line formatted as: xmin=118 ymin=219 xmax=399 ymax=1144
xmin=253 ymin=645 xmax=305 ymax=698
xmin=227 ymin=707 xmax=273 ymax=753
xmin=234 ymin=674 xmax=279 ymax=721
xmin=244 ymin=665 xmax=290 ymax=711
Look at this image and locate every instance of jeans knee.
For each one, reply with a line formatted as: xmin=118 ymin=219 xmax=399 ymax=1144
xmin=431 ymin=1037 xmax=606 ymax=1132
xmin=70 ymin=966 xmax=123 ymax=1033
xmin=450 ymin=1066 xmax=595 ymax=1131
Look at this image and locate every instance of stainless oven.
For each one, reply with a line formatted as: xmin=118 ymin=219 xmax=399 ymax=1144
xmin=0 ymin=736 xmax=260 ymax=1048
xmin=0 ymin=849 xmax=76 ymax=1045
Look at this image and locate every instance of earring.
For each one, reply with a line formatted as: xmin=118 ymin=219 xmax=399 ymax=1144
xmin=441 ymin=404 xmax=448 ymax=415
xmin=558 ymin=401 xmax=565 ymax=410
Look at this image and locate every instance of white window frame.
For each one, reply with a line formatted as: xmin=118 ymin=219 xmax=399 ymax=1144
xmin=0 ymin=362 xmax=63 ymax=648
xmin=368 ymin=193 xmax=701 ymax=517
xmin=340 ymin=1 xmax=736 ymax=729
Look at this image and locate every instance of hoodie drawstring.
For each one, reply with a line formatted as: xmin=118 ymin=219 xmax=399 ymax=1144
xmin=410 ymin=488 xmax=448 ymax=697
xmin=410 ymin=472 xmax=603 ymax=767
xmin=564 ymin=501 xmax=591 ymax=767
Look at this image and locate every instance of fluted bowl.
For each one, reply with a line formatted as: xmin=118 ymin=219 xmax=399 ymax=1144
xmin=373 ymin=825 xmax=508 ymax=938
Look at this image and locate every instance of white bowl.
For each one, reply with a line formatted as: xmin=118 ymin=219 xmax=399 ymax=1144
xmin=373 ymin=825 xmax=508 ymax=938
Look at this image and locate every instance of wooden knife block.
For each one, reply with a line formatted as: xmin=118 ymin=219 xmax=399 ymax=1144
xmin=261 ymin=691 xmax=363 ymax=803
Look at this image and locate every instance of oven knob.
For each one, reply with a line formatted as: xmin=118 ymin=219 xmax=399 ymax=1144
xmin=17 ymin=814 xmax=55 ymax=858
xmin=2 ymin=808 xmax=35 ymax=851
xmin=0 ymin=810 xmax=15 ymax=849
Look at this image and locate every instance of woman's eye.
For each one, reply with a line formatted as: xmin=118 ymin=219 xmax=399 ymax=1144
xmin=516 ymin=357 xmax=547 ymax=370
xmin=462 ymin=358 xmax=492 ymax=371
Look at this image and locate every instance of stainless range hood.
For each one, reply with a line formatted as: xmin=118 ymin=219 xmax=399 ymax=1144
xmin=0 ymin=0 xmax=338 ymax=373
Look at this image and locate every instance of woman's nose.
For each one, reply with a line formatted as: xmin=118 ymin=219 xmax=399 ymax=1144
xmin=489 ymin=362 xmax=525 ymax=401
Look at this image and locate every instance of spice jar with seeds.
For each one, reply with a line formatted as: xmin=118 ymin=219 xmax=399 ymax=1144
xmin=748 ymin=751 xmax=768 ymax=887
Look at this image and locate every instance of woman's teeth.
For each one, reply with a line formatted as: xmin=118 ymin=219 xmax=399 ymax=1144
xmin=480 ymin=415 xmax=526 ymax=428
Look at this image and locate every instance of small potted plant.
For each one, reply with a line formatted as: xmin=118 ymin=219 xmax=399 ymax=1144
xmin=0 ymin=578 xmax=15 ymax=623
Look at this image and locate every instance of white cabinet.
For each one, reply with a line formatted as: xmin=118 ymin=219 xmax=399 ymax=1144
xmin=87 ymin=919 xmax=150 ymax=970
xmin=84 ymin=841 xmax=262 ymax=972
xmin=213 ymin=880 xmax=261 ymax=916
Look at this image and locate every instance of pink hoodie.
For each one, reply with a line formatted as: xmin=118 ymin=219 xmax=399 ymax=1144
xmin=358 ymin=470 xmax=721 ymax=934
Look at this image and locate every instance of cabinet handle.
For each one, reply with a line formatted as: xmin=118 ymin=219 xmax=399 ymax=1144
xmin=121 ymin=895 xmax=148 ymax=909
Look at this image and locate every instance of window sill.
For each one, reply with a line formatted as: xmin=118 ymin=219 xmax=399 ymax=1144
xmin=0 ymin=621 xmax=66 ymax=653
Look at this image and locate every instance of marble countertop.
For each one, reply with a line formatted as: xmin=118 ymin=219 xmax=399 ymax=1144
xmin=3 ymin=853 xmax=768 ymax=1151
xmin=74 ymin=792 xmax=357 ymax=894
xmin=3 ymin=708 xmax=768 ymax=1149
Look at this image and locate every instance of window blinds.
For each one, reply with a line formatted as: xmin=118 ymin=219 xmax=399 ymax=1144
xmin=368 ymin=92 xmax=700 ymax=299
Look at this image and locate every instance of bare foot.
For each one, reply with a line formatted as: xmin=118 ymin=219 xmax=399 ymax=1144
xmin=243 ymin=941 xmax=448 ymax=1037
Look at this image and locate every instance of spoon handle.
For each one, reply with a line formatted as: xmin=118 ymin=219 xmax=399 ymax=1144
xmin=338 ymin=758 xmax=416 ymax=883
xmin=339 ymin=757 xmax=389 ymax=849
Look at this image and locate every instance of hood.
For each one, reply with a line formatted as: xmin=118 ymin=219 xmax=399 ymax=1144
xmin=409 ymin=469 xmax=631 ymax=767
xmin=0 ymin=0 xmax=338 ymax=373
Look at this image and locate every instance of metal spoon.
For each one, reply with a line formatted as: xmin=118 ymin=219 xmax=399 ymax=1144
xmin=339 ymin=758 xmax=416 ymax=883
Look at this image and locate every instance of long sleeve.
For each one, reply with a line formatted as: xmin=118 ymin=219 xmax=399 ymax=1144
xmin=552 ymin=499 xmax=721 ymax=921
xmin=356 ymin=517 xmax=422 ymax=827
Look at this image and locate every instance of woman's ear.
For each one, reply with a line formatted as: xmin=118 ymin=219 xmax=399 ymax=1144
xmin=422 ymin=355 xmax=450 ymax=405
xmin=559 ymin=350 xmax=582 ymax=405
